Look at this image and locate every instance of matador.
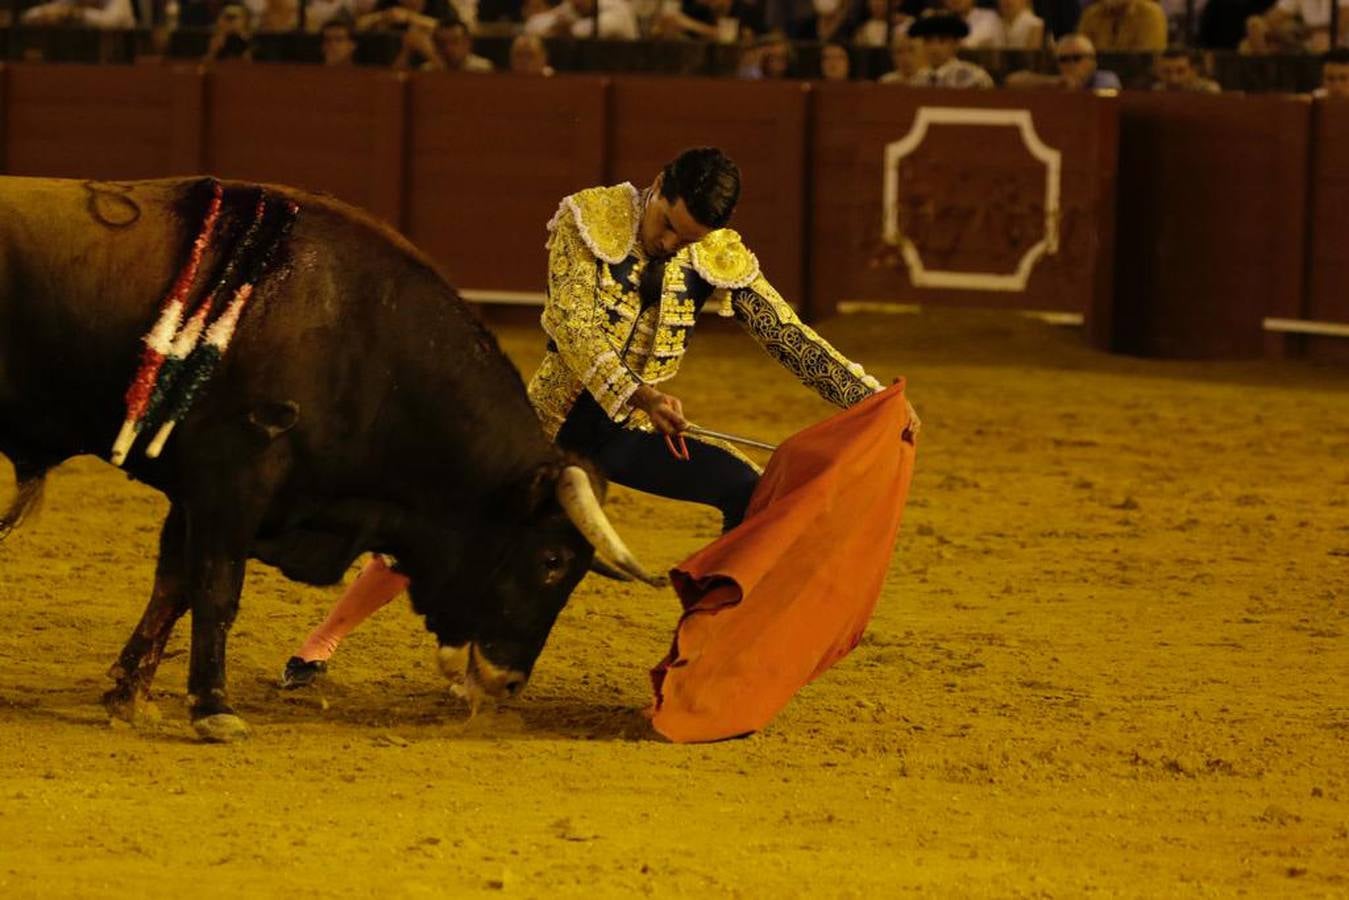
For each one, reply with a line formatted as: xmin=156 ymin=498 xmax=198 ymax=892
xmin=281 ymin=147 xmax=917 ymax=687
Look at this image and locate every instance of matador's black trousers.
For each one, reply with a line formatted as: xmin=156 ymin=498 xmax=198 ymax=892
xmin=556 ymin=392 xmax=760 ymax=533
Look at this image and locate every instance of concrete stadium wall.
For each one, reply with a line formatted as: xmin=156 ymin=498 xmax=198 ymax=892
xmin=0 ymin=61 xmax=1344 ymax=361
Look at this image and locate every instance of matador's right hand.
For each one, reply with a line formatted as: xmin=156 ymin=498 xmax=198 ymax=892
xmin=632 ymin=385 xmax=689 ymax=435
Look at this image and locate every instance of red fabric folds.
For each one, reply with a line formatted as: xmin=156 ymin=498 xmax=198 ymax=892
xmin=650 ymin=383 xmax=918 ymax=743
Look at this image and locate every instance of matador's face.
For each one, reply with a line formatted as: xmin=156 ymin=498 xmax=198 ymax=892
xmin=640 ymin=175 xmax=712 ymax=260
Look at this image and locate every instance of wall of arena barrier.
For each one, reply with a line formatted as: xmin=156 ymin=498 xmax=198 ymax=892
xmin=1 ymin=61 xmax=1346 ymax=360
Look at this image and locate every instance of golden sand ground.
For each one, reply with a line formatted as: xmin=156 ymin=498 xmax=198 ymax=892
xmin=0 ymin=308 xmax=1346 ymax=897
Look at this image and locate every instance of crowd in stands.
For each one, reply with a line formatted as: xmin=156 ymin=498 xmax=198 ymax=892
xmin=3 ymin=0 xmax=1348 ymax=95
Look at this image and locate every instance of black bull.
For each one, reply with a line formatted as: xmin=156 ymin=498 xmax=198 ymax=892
xmin=0 ymin=176 xmax=657 ymax=741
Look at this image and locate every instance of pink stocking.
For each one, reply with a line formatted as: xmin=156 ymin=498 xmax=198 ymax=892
xmin=295 ymin=555 xmax=409 ymax=662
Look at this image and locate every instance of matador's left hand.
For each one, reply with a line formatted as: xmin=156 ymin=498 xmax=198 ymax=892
xmin=905 ymin=398 xmax=922 ymax=437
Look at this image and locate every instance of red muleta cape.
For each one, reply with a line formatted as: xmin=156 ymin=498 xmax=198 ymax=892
xmin=650 ymin=382 xmax=918 ymax=743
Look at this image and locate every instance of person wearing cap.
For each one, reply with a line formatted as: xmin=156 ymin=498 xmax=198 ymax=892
xmin=907 ymin=13 xmax=994 ymax=88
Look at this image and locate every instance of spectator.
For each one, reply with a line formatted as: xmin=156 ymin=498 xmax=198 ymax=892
xmin=1313 ymin=46 xmax=1349 ymax=96
xmin=1158 ymin=0 xmax=1207 ymax=43
xmin=320 ymin=14 xmax=359 ymax=64
xmin=819 ymin=40 xmax=852 ymax=77
xmin=653 ymin=0 xmax=764 ymax=41
xmin=854 ymin=0 xmax=909 ymax=45
xmin=878 ymin=31 xmax=924 ymax=80
xmin=21 ymin=0 xmax=135 ymax=28
xmin=249 ymin=0 xmax=301 ymax=30
xmin=738 ymin=30 xmax=797 ymax=76
xmin=797 ymin=0 xmax=856 ymax=42
xmin=997 ymin=0 xmax=1044 ymax=48
xmin=1260 ymin=0 xmax=1348 ymax=52
xmin=425 ymin=17 xmax=494 ymax=69
xmin=358 ymin=0 xmax=446 ymax=32
xmin=510 ymin=32 xmax=556 ymax=73
xmin=1268 ymin=0 xmax=1343 ymax=51
xmin=1152 ymin=47 xmax=1222 ymax=90
xmin=1004 ymin=32 xmax=1122 ymax=88
xmin=908 ymin=12 xmax=994 ymax=86
xmin=1239 ymin=12 xmax=1306 ymax=52
xmin=204 ymin=2 xmax=254 ymax=61
xmin=302 ymin=0 xmax=358 ymax=31
xmin=448 ymin=0 xmax=480 ymax=30
xmin=525 ymin=0 xmax=640 ymax=38
xmin=1077 ymin=0 xmax=1168 ymax=51
xmin=943 ymin=0 xmax=1002 ymax=46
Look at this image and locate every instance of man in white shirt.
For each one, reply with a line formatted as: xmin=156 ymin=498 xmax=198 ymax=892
xmin=908 ymin=13 xmax=995 ymax=87
xmin=943 ymin=0 xmax=1002 ymax=47
xmin=997 ymin=0 xmax=1044 ymax=48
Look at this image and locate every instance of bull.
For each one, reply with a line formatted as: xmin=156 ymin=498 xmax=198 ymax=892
xmin=0 ymin=176 xmax=657 ymax=741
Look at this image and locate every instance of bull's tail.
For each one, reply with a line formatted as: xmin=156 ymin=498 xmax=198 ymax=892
xmin=0 ymin=468 xmax=48 ymax=542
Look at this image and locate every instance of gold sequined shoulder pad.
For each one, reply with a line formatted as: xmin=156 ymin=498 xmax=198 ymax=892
xmin=690 ymin=229 xmax=760 ymax=289
xmin=546 ymin=182 xmax=640 ymax=265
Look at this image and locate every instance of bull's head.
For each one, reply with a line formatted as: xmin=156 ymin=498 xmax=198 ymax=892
xmin=408 ymin=463 xmax=659 ymax=709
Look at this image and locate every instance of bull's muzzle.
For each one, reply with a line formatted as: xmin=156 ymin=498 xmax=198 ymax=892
xmin=437 ymin=644 xmax=528 ymax=712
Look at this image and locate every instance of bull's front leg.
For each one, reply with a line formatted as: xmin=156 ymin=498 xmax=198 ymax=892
xmin=183 ymin=502 xmax=254 ymax=743
xmin=103 ymin=504 xmax=190 ymax=723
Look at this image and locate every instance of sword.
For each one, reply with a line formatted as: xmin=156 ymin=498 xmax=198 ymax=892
xmin=683 ymin=425 xmax=779 ymax=453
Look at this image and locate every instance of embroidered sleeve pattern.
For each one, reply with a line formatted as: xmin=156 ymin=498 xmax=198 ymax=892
xmin=541 ymin=216 xmax=643 ymax=419
xmin=732 ymin=274 xmax=882 ymax=409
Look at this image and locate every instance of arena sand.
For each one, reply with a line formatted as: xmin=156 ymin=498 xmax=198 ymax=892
xmin=1 ymin=308 xmax=1346 ymax=898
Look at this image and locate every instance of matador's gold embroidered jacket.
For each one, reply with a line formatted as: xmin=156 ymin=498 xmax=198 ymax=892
xmin=527 ymin=182 xmax=883 ymax=439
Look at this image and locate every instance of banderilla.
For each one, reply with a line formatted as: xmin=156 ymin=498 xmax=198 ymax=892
xmin=683 ymin=424 xmax=779 ymax=453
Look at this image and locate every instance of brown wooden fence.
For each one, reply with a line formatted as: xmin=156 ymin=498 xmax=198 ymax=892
xmin=0 ymin=62 xmax=1345 ymax=360
xmin=809 ymin=84 xmax=1118 ymax=342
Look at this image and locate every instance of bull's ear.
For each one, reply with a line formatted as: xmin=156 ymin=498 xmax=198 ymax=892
xmin=520 ymin=456 xmax=607 ymax=518
xmin=248 ymin=401 xmax=300 ymax=442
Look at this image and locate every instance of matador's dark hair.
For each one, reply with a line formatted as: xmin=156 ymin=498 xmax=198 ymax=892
xmin=659 ymin=147 xmax=741 ymax=229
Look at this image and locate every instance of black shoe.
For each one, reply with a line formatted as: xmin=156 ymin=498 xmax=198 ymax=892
xmin=281 ymin=656 xmax=327 ymax=689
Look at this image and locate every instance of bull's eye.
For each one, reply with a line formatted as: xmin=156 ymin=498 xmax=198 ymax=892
xmin=540 ymin=550 xmax=570 ymax=585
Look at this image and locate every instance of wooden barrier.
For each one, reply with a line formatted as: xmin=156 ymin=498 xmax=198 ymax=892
xmin=1 ymin=65 xmax=1346 ymax=361
xmin=607 ymin=77 xmax=809 ymax=309
xmin=1112 ymin=93 xmax=1311 ymax=359
xmin=1301 ymin=99 xmax=1349 ymax=362
xmin=404 ymin=73 xmax=606 ymax=292
xmin=1 ymin=63 xmax=200 ymax=179
xmin=810 ymin=84 xmax=1118 ymax=336
xmin=205 ymin=64 xmax=406 ymax=227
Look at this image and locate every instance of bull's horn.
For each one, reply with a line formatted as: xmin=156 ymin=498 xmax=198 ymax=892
xmin=589 ymin=556 xmax=634 ymax=582
xmin=556 ymin=466 xmax=666 ymax=587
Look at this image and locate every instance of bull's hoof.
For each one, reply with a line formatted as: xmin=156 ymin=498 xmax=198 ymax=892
xmin=102 ymin=687 xmax=159 ymax=725
xmin=192 ymin=713 xmax=250 ymax=743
